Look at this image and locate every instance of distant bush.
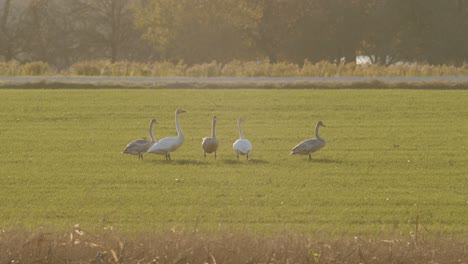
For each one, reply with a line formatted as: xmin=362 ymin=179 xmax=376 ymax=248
xmin=22 ymin=61 xmax=49 ymax=76
xmin=103 ymin=61 xmax=152 ymax=76
xmin=70 ymin=61 xmax=104 ymax=76
xmin=151 ymin=61 xmax=186 ymax=77
xmin=269 ymin=61 xmax=301 ymax=77
xmin=186 ymin=61 xmax=221 ymax=77
xmin=0 ymin=61 xmax=49 ymax=76
xmin=0 ymin=61 xmax=22 ymax=76
xmin=223 ymin=60 xmax=272 ymax=77
xmin=2 ymin=60 xmax=468 ymax=77
xmin=220 ymin=60 xmax=243 ymax=76
xmin=301 ymin=60 xmax=338 ymax=77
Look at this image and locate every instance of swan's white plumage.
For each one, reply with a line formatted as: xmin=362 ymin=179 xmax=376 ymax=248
xmin=202 ymin=116 xmax=219 ymax=158
xmin=232 ymin=117 xmax=252 ymax=160
xmin=122 ymin=119 xmax=157 ymax=159
xmin=233 ymin=139 xmax=252 ymax=155
xmin=147 ymin=109 xmax=185 ymax=159
xmin=290 ymin=120 xmax=326 ymax=161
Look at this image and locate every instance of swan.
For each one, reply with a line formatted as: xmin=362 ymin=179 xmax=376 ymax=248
xmin=232 ymin=117 xmax=252 ymax=161
xmin=202 ymin=115 xmax=219 ymax=159
xmin=147 ymin=108 xmax=186 ymax=160
xmin=290 ymin=121 xmax=326 ymax=161
xmin=122 ymin=119 xmax=157 ymax=160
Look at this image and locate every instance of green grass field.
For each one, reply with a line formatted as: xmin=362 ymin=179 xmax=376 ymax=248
xmin=0 ymin=88 xmax=466 ymax=237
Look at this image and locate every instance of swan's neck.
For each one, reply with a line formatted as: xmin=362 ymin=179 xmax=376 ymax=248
xmin=315 ymin=123 xmax=322 ymax=140
xmin=211 ymin=119 xmax=217 ymax=139
xmin=175 ymin=112 xmax=184 ymax=139
xmin=149 ymin=121 xmax=157 ymax=143
xmin=238 ymin=120 xmax=244 ymax=139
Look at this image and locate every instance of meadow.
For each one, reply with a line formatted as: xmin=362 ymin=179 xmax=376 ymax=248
xmin=0 ymin=88 xmax=466 ymax=240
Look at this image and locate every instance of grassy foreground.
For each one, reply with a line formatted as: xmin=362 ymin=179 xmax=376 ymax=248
xmin=0 ymin=88 xmax=466 ymax=238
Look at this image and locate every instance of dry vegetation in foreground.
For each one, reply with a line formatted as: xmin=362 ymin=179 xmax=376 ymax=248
xmin=1 ymin=225 xmax=466 ymax=264
xmin=1 ymin=60 xmax=468 ymax=77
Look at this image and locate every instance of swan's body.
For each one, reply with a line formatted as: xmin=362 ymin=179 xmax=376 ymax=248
xmin=290 ymin=121 xmax=326 ymax=161
xmin=233 ymin=117 xmax=252 ymax=160
xmin=122 ymin=119 xmax=157 ymax=160
xmin=202 ymin=116 xmax=219 ymax=159
xmin=147 ymin=109 xmax=186 ymax=160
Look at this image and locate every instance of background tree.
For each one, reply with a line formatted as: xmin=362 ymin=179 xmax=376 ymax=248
xmin=72 ymin=0 xmax=145 ymax=63
xmin=1 ymin=0 xmax=466 ymax=67
xmin=0 ymin=0 xmax=27 ymax=61
xmin=134 ymin=0 xmax=254 ymax=64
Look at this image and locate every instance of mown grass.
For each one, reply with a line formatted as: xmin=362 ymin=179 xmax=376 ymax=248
xmin=0 ymin=88 xmax=466 ymax=239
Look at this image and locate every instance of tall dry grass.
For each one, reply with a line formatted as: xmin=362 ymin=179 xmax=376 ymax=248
xmin=61 ymin=59 xmax=468 ymax=77
xmin=1 ymin=60 xmax=468 ymax=77
xmin=71 ymin=61 xmax=152 ymax=76
xmin=0 ymin=225 xmax=466 ymax=263
xmin=0 ymin=61 xmax=49 ymax=76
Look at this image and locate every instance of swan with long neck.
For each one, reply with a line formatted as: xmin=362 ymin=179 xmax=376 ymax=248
xmin=122 ymin=119 xmax=157 ymax=160
xmin=147 ymin=108 xmax=186 ymax=160
xmin=202 ymin=116 xmax=219 ymax=159
xmin=290 ymin=121 xmax=326 ymax=161
xmin=232 ymin=117 xmax=252 ymax=161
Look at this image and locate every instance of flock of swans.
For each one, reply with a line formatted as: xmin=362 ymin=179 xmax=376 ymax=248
xmin=122 ymin=108 xmax=326 ymax=161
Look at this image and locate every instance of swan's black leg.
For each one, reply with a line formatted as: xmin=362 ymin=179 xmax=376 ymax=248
xmin=308 ymin=154 xmax=312 ymax=161
xmin=204 ymin=152 xmax=206 ymax=158
xmin=214 ymin=152 xmax=217 ymax=159
xmin=237 ymin=153 xmax=239 ymax=161
xmin=246 ymin=153 xmax=249 ymax=160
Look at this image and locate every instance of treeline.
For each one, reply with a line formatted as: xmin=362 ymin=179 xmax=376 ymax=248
xmin=1 ymin=0 xmax=467 ymax=69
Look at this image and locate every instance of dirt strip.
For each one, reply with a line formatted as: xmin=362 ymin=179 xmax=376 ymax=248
xmin=1 ymin=76 xmax=468 ymax=89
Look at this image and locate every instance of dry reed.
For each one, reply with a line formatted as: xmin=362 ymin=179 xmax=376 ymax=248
xmin=2 ymin=60 xmax=468 ymax=77
xmin=0 ymin=225 xmax=466 ymax=263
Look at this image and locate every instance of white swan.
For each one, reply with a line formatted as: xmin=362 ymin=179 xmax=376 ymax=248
xmin=232 ymin=117 xmax=252 ymax=161
xmin=290 ymin=121 xmax=326 ymax=161
xmin=122 ymin=119 xmax=157 ymax=160
xmin=202 ymin=116 xmax=219 ymax=159
xmin=147 ymin=108 xmax=186 ymax=160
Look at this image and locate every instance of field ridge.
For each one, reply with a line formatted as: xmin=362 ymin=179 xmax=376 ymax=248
xmin=1 ymin=76 xmax=468 ymax=89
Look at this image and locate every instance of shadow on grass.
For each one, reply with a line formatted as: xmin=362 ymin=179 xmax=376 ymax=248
xmin=147 ymin=159 xmax=209 ymax=165
xmin=311 ymin=158 xmax=342 ymax=164
xmin=222 ymin=159 xmax=270 ymax=165
xmin=290 ymin=157 xmax=342 ymax=163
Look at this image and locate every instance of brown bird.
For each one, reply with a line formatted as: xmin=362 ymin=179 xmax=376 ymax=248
xmin=290 ymin=121 xmax=326 ymax=161
xmin=202 ymin=116 xmax=219 ymax=159
xmin=122 ymin=119 xmax=157 ymax=160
